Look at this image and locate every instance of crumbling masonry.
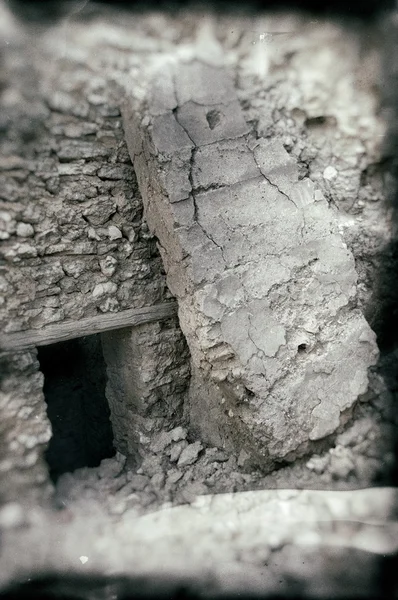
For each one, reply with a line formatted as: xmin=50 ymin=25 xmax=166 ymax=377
xmin=122 ymin=54 xmax=379 ymax=469
xmin=0 ymin=7 xmax=392 ymax=501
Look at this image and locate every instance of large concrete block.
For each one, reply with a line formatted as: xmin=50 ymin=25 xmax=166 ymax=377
xmin=122 ymin=57 xmax=379 ymax=469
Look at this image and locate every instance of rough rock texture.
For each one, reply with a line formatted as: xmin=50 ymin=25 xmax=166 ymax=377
xmin=0 ymin=13 xmax=171 ymax=334
xmin=122 ymin=53 xmax=379 ymax=468
xmin=0 ymin=0 xmax=396 ymax=499
xmin=101 ymin=320 xmax=190 ymax=463
xmin=0 ymin=8 xmax=191 ymax=494
xmin=0 ymin=350 xmax=53 ymax=503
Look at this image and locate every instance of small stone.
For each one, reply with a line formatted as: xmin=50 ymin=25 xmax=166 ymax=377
xmin=98 ymin=297 xmax=119 ymax=312
xmin=98 ymin=458 xmax=122 ymax=479
xmin=323 ymin=166 xmax=337 ymax=180
xmin=16 ymin=222 xmax=34 ymax=237
xmin=108 ymin=225 xmax=122 ymax=240
xmin=62 ymin=260 xmax=86 ymax=279
xmin=122 ymin=227 xmax=136 ymax=243
xmin=170 ymin=426 xmax=188 ymax=442
xmin=99 ymin=255 xmax=117 ymax=277
xmin=205 ymin=448 xmax=229 ymax=463
xmin=306 ymin=454 xmax=329 ymax=475
xmin=150 ymin=431 xmax=173 ymax=454
xmin=237 ymin=449 xmax=251 ymax=468
xmin=115 ymin=452 xmax=127 ymax=467
xmin=109 ymin=499 xmax=126 ymax=516
xmin=140 ymin=455 xmax=163 ymax=477
xmin=329 ymin=445 xmax=355 ymax=479
xmin=92 ymin=281 xmax=118 ymax=298
xmin=167 ymin=470 xmax=183 ymax=485
xmin=151 ymin=472 xmax=165 ymax=489
xmin=16 ymin=243 xmax=37 ymax=258
xmin=0 ymin=503 xmax=26 ymax=529
xmin=178 ymin=481 xmax=208 ymax=504
xmin=169 ymin=440 xmax=188 ymax=463
xmin=139 ymin=492 xmax=157 ymax=508
xmin=87 ymin=227 xmax=101 ymax=241
xmin=125 ymin=473 xmax=150 ymax=491
xmin=177 ymin=441 xmax=203 ymax=467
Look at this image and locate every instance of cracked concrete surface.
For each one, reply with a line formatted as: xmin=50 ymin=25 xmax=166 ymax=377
xmin=123 ymin=55 xmax=379 ymax=469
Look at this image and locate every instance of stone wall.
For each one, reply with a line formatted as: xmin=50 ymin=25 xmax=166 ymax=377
xmin=0 ymin=349 xmax=52 ymax=504
xmin=102 ymin=320 xmax=190 ymax=465
xmin=0 ymin=11 xmax=191 ymax=500
xmin=0 ymin=25 xmax=171 ymax=333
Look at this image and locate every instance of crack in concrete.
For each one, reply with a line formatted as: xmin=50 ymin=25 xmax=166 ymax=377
xmin=192 ymin=192 xmax=227 ymax=264
xmin=261 ymin=173 xmax=299 ymax=211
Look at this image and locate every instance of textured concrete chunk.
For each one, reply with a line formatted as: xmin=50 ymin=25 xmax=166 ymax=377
xmin=192 ymin=141 xmax=260 ymax=189
xmin=174 ymin=61 xmax=236 ymax=106
xmin=175 ymin=101 xmax=250 ymax=146
xmin=122 ymin=56 xmax=379 ymax=470
xmin=151 ymin=113 xmax=194 ymax=156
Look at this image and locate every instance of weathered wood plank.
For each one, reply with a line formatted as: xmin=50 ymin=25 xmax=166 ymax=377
xmin=0 ymin=302 xmax=178 ymax=352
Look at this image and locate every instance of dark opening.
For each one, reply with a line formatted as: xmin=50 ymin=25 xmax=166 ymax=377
xmin=37 ymin=335 xmax=115 ymax=483
xmin=206 ymin=109 xmax=222 ymax=130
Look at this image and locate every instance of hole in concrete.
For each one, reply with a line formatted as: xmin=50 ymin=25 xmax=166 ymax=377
xmin=245 ymin=386 xmax=255 ymax=398
xmin=298 ymin=343 xmax=307 ymax=352
xmin=305 ymin=115 xmax=337 ymax=130
xmin=206 ymin=109 xmax=222 ymax=130
xmin=37 ymin=335 xmax=115 ymax=483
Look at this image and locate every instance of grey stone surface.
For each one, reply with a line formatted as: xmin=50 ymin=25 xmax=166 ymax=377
xmin=0 ymin=350 xmax=53 ymax=504
xmin=101 ymin=321 xmax=190 ymax=462
xmin=123 ymin=56 xmax=379 ymax=468
xmin=0 ymin=18 xmax=191 ymax=498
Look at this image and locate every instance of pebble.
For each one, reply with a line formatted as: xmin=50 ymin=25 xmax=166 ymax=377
xmin=0 ymin=503 xmax=26 ymax=529
xmin=98 ymin=458 xmax=122 ymax=479
xmin=178 ymin=481 xmax=208 ymax=504
xmin=323 ymin=165 xmax=337 ymax=180
xmin=178 ymin=441 xmax=203 ymax=467
xmin=150 ymin=431 xmax=173 ymax=454
xmin=170 ymin=426 xmax=188 ymax=442
xmin=306 ymin=454 xmax=329 ymax=475
xmin=125 ymin=474 xmax=150 ymax=491
xmin=108 ymin=225 xmax=122 ymax=240
xmin=167 ymin=470 xmax=183 ymax=485
xmin=109 ymin=499 xmax=127 ymax=516
xmin=329 ymin=446 xmax=355 ymax=479
xmin=140 ymin=455 xmax=163 ymax=477
xmin=151 ymin=472 xmax=165 ymax=489
xmin=16 ymin=222 xmax=34 ymax=237
xmin=169 ymin=440 xmax=188 ymax=462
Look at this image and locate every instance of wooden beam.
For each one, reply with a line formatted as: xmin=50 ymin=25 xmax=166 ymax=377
xmin=0 ymin=302 xmax=178 ymax=352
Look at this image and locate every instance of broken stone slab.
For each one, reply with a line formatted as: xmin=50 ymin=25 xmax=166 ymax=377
xmin=122 ymin=55 xmax=379 ymax=469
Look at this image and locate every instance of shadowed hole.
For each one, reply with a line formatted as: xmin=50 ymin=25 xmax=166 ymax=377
xmin=37 ymin=335 xmax=115 ymax=483
xmin=206 ymin=109 xmax=222 ymax=130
